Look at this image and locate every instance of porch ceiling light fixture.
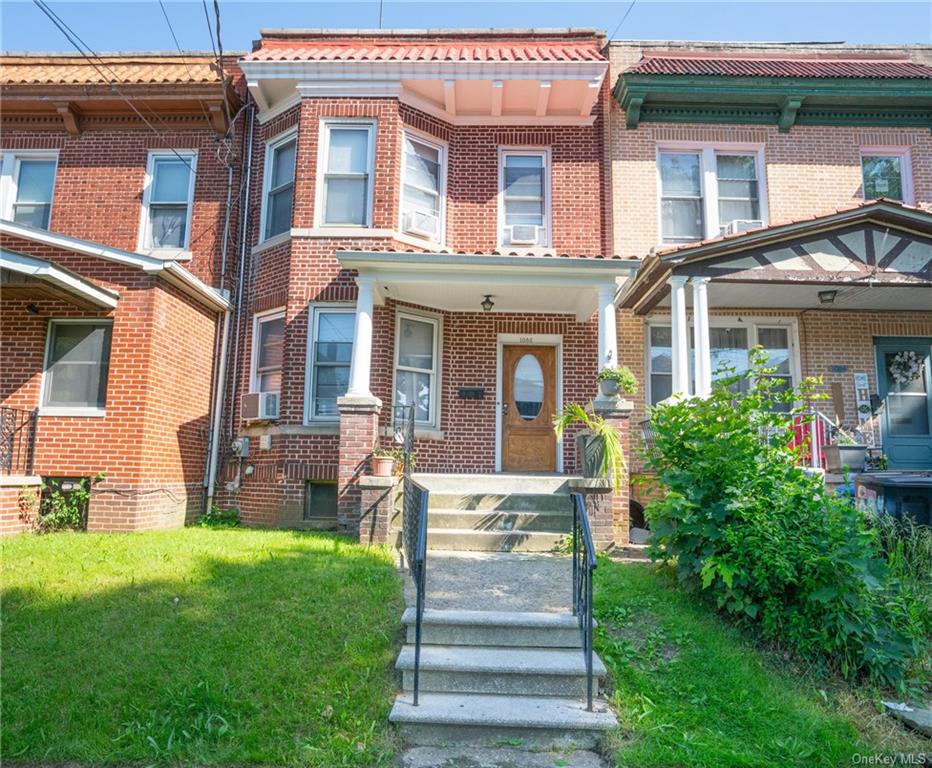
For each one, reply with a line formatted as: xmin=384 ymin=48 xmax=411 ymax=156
xmin=481 ymin=294 xmax=495 ymax=312
xmin=818 ymin=290 xmax=838 ymax=305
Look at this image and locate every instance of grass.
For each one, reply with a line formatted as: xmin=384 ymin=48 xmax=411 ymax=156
xmin=1 ymin=528 xmax=404 ymax=767
xmin=595 ymin=560 xmax=928 ymax=768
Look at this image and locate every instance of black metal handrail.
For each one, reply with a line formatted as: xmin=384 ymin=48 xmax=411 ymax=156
xmin=0 ymin=406 xmax=38 ymax=476
xmin=570 ymin=491 xmax=597 ymax=712
xmin=395 ymin=404 xmax=429 ymax=706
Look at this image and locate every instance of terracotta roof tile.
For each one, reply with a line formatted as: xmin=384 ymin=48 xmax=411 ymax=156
xmin=626 ymin=53 xmax=932 ymax=79
xmin=0 ymin=56 xmax=223 ymax=86
xmin=244 ymin=41 xmax=605 ymax=63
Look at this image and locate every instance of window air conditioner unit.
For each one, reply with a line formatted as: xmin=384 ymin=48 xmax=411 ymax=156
xmin=242 ymin=391 xmax=280 ymax=421
xmin=720 ymin=219 xmax=763 ymax=236
xmin=506 ymin=224 xmax=543 ymax=246
xmin=402 ymin=209 xmax=440 ymax=239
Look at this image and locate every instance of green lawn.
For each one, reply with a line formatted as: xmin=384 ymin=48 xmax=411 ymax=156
xmin=595 ymin=560 xmax=926 ymax=768
xmin=1 ymin=529 xmax=404 ymax=767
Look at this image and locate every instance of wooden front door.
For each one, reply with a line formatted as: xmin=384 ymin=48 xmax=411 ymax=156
xmin=502 ymin=345 xmax=557 ymax=472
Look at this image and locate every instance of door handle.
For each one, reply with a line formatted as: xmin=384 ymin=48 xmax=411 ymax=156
xmin=501 ymin=402 xmax=509 ymax=415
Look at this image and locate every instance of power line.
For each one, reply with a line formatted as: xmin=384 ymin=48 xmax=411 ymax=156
xmin=609 ymin=0 xmax=639 ymax=40
xmin=201 ymin=0 xmax=218 ymax=58
xmin=32 ymin=0 xmax=196 ymax=172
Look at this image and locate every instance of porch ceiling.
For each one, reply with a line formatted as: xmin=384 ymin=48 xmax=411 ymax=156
xmin=1 ymin=249 xmax=118 ymax=309
xmin=337 ymin=250 xmax=638 ymax=321
xmin=656 ymin=280 xmax=932 ymax=312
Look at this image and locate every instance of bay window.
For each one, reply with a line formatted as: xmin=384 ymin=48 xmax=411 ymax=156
xmin=400 ymin=132 xmax=445 ymax=242
xmin=141 ymin=151 xmax=196 ymax=250
xmin=262 ymin=130 xmax=297 ymax=241
xmin=394 ymin=313 xmax=439 ymax=426
xmin=318 ymin=120 xmax=375 ymax=227
xmin=251 ymin=310 xmax=285 ymax=394
xmin=42 ymin=320 xmax=113 ymax=414
xmin=658 ymin=144 xmax=766 ymax=245
xmin=500 ymin=149 xmax=550 ymax=248
xmin=307 ymin=306 xmax=355 ymax=420
xmin=1 ymin=152 xmax=58 ymax=229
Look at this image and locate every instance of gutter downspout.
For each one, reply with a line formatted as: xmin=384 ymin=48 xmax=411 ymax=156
xmin=206 ymin=104 xmax=255 ymax=511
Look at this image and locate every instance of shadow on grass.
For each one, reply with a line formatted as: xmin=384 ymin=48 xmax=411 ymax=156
xmin=2 ymin=530 xmax=404 ymax=767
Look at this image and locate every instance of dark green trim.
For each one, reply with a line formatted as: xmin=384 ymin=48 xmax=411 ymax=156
xmin=614 ymin=72 xmax=932 ymax=131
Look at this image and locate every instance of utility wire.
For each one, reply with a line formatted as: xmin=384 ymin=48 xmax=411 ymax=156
xmin=32 ymin=0 xmax=196 ymax=172
xmin=156 ymin=0 xmax=216 ymax=133
xmin=201 ymin=0 xmax=218 ymax=58
xmin=609 ymin=0 xmax=638 ymax=40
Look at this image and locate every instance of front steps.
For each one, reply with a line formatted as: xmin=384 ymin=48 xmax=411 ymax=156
xmin=412 ymin=474 xmax=574 ymax=553
xmin=390 ymin=608 xmax=617 ymax=748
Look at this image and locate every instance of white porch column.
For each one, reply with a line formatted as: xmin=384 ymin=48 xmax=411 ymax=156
xmin=597 ymin=284 xmax=618 ymax=371
xmin=668 ymin=275 xmax=690 ymax=397
xmin=691 ymin=277 xmax=712 ymax=397
xmin=346 ymin=274 xmax=376 ymax=398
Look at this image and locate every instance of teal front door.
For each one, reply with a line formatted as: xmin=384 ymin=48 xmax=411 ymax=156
xmin=875 ymin=338 xmax=932 ymax=469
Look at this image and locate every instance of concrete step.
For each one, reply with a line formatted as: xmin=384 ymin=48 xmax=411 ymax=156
xmin=426 ymin=493 xmax=572 ymax=513
xmin=402 ymin=608 xmax=584 ymax=647
xmin=396 ymin=644 xmax=606 ymax=697
xmin=390 ymin=692 xmax=617 ymax=748
xmin=427 ymin=509 xmax=570 ymax=533
xmin=415 ymin=474 xmax=577 ymax=496
xmin=426 ymin=528 xmax=568 ymax=553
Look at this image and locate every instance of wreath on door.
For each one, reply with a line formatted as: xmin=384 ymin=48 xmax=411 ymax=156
xmin=889 ymin=350 xmax=924 ymax=386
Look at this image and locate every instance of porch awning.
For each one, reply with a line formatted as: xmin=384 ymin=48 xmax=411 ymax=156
xmin=1 ymin=248 xmax=119 ymax=309
xmin=620 ymin=199 xmax=932 ymax=314
xmin=337 ymin=250 xmax=639 ymax=321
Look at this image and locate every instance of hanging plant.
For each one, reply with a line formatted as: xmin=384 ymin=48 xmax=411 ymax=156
xmin=889 ymin=350 xmax=924 ymax=386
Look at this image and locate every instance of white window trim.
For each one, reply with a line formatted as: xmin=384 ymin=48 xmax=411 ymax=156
xmin=497 ymin=147 xmax=552 ymax=249
xmin=314 ymin=118 xmax=377 ymax=229
xmin=392 ymin=309 xmax=442 ymax=429
xmin=39 ymin=317 xmax=113 ymax=417
xmin=259 ymin=126 xmax=298 ymax=244
xmin=304 ymin=303 xmax=355 ymax=424
xmin=859 ymin=146 xmax=914 ymax=205
xmin=644 ymin=315 xmax=800 ymax=407
xmin=250 ymin=307 xmax=286 ymax=395
xmin=398 ymin=128 xmax=447 ymax=246
xmin=137 ymin=149 xmax=197 ymax=255
xmin=0 ymin=150 xmax=60 ymax=228
xmin=655 ymin=142 xmax=769 ymax=246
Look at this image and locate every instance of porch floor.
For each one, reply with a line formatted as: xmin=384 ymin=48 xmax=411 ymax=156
xmin=404 ymin=550 xmax=571 ymax=613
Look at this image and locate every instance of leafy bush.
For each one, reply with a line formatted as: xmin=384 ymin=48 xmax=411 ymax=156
xmin=644 ymin=351 xmax=930 ymax=690
xmin=198 ymin=505 xmax=240 ymax=528
xmin=32 ymin=474 xmax=103 ymax=533
xmin=596 ymin=365 xmax=638 ymax=393
xmin=554 ymin=403 xmax=626 ymax=490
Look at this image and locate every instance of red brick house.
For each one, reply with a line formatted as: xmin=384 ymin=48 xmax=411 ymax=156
xmin=2 ymin=33 xmax=930 ymax=539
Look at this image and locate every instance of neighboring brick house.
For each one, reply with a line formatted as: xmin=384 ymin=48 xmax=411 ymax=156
xmin=0 ymin=55 xmax=240 ymax=533
xmin=2 ymin=34 xmax=930 ymax=541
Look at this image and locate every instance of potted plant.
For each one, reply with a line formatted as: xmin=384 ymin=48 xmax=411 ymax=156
xmin=553 ymin=403 xmax=626 ymax=490
xmin=596 ymin=366 xmax=638 ymax=398
xmin=370 ymin=447 xmax=396 ymax=477
xmin=822 ymin=426 xmax=868 ymax=474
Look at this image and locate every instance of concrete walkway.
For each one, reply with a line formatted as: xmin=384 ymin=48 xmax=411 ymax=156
xmin=403 ymin=550 xmax=573 ymax=613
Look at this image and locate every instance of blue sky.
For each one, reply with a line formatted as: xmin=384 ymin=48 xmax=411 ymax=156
xmin=1 ymin=0 xmax=930 ymax=53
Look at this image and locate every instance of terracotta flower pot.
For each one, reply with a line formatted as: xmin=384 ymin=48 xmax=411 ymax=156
xmin=371 ymin=456 xmax=395 ymax=477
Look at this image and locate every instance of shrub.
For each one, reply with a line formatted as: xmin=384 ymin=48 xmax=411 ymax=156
xmin=32 ymin=473 xmax=103 ymax=533
xmin=596 ymin=365 xmax=638 ymax=394
xmin=199 ymin=505 xmax=241 ymax=528
xmin=644 ymin=351 xmax=930 ymax=690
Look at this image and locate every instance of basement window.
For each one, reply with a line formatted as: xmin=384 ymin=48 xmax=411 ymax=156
xmin=304 ymin=481 xmax=337 ymax=528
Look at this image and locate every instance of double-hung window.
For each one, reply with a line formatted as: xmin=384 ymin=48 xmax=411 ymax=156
xmin=307 ymin=306 xmax=355 ymax=420
xmin=318 ymin=120 xmax=375 ymax=227
xmin=861 ymin=148 xmax=912 ymax=204
xmin=500 ymin=149 xmax=550 ymax=248
xmin=2 ymin=152 xmax=58 ymax=229
xmin=42 ymin=320 xmax=113 ymax=414
xmin=658 ymin=145 xmax=766 ymax=244
xmin=252 ymin=310 xmax=285 ymax=395
xmin=400 ymin=132 xmax=445 ymax=242
xmin=262 ymin=131 xmax=297 ymax=241
xmin=141 ymin=151 xmax=196 ymax=250
xmin=394 ymin=313 xmax=439 ymax=426
xmin=646 ymin=320 xmax=794 ymax=409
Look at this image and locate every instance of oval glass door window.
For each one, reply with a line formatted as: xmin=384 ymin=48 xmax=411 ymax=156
xmin=514 ymin=354 xmax=544 ymax=420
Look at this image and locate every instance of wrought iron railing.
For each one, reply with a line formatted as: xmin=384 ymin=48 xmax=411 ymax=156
xmin=0 ymin=406 xmax=38 ymax=476
xmin=570 ymin=491 xmax=597 ymax=712
xmin=394 ymin=404 xmax=429 ymax=706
